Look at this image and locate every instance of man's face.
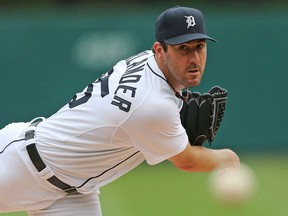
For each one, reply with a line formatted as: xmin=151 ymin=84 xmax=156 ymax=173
xmin=155 ymin=39 xmax=207 ymax=91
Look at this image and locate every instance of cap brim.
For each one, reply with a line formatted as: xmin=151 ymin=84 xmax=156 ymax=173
xmin=164 ymin=33 xmax=216 ymax=45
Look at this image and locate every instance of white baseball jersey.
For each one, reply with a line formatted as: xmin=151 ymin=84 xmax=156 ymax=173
xmin=35 ymin=50 xmax=188 ymax=194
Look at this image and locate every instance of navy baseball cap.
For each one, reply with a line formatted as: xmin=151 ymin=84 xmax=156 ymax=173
xmin=155 ymin=6 xmax=216 ymax=45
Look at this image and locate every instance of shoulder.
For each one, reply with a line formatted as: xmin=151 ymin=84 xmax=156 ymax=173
xmin=131 ymin=90 xmax=182 ymax=130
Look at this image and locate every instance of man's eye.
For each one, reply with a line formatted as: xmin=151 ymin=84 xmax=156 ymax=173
xmin=197 ymin=44 xmax=205 ymax=49
xmin=179 ymin=45 xmax=188 ymax=51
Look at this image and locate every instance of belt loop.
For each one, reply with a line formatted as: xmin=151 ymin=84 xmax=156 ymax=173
xmin=24 ymin=117 xmax=45 ymax=141
xmin=25 ymin=130 xmax=35 ymax=141
xmin=29 ymin=117 xmax=46 ymax=126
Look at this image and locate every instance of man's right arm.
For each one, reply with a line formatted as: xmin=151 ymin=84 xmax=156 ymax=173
xmin=168 ymin=144 xmax=240 ymax=172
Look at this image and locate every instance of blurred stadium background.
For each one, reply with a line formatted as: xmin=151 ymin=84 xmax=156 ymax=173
xmin=0 ymin=0 xmax=288 ymax=215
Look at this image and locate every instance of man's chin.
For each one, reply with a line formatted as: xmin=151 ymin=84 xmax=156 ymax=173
xmin=188 ymin=79 xmax=201 ymax=87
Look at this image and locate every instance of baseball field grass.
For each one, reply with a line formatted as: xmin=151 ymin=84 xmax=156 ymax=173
xmin=1 ymin=153 xmax=287 ymax=216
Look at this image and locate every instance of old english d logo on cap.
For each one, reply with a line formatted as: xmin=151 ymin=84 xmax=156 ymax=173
xmin=185 ymin=16 xmax=196 ymax=28
xmin=155 ymin=6 xmax=216 ymax=45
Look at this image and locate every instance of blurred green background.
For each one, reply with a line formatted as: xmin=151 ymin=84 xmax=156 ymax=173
xmin=0 ymin=0 xmax=287 ymax=215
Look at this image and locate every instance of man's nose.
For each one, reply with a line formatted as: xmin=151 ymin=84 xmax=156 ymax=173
xmin=189 ymin=50 xmax=200 ymax=63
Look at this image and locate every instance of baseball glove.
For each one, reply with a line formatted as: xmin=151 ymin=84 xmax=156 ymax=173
xmin=180 ymin=86 xmax=228 ymax=146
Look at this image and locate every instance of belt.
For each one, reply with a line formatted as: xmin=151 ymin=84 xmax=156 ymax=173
xmin=25 ymin=118 xmax=77 ymax=194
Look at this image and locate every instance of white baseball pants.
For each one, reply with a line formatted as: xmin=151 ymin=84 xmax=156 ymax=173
xmin=0 ymin=122 xmax=102 ymax=216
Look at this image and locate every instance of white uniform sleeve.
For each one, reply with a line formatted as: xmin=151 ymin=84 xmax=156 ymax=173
xmin=123 ymin=96 xmax=188 ymax=165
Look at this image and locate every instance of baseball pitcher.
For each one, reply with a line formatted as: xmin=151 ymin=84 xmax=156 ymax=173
xmin=0 ymin=6 xmax=239 ymax=216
